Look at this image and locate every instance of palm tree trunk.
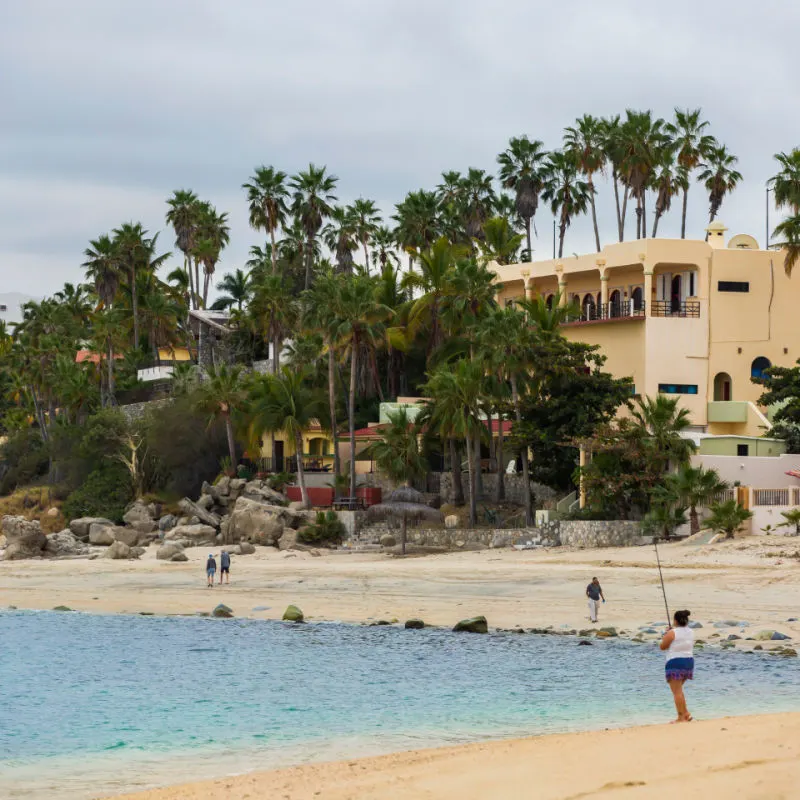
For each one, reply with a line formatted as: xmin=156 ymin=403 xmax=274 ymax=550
xmin=474 ymin=434 xmax=483 ymax=498
xmin=465 ymin=430 xmax=477 ymax=527
xmin=107 ymin=337 xmax=116 ymax=406
xmin=680 ymin=188 xmax=688 ymax=239
xmin=558 ymin=217 xmax=567 ymax=258
xmin=495 ymin=411 xmax=505 ymax=502
xmin=185 ymin=254 xmax=195 ymax=311
xmin=620 ymin=186 xmax=629 ymax=241
xmin=363 ymin=239 xmax=370 ymax=273
xmin=613 ymin=169 xmax=623 ymax=241
xmin=349 ymin=338 xmax=358 ymax=501
xmin=524 ymin=217 xmax=532 ymax=260
xmin=224 ymin=412 xmax=237 ymax=468
xmin=510 ymin=375 xmax=533 ymax=526
xmin=652 ymin=210 xmax=662 ymax=238
xmin=269 ymin=227 xmax=278 ymax=274
xmin=194 ymin=260 xmax=201 ymax=311
xmin=642 ymin=192 xmax=647 ymax=239
xmin=450 ymin=438 xmax=464 ymax=505
xmin=589 ymin=177 xmax=601 ymax=252
xmin=328 ymin=344 xmax=341 ymax=497
xmin=131 ymin=266 xmax=139 ymax=350
xmin=294 ymin=430 xmax=310 ymax=508
xmin=304 ymin=235 xmax=314 ymax=290
xmin=690 ymin=505 xmax=699 ymax=536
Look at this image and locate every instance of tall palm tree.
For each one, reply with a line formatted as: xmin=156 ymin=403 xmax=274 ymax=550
xmin=249 ymin=274 xmax=297 ymax=376
xmin=242 ymin=166 xmax=289 ymax=274
xmin=665 ymin=108 xmax=716 ymax=238
xmin=461 ymin=167 xmax=497 ymax=240
xmin=602 ymin=115 xmax=626 ymax=241
xmin=193 ymin=202 xmax=230 ymax=306
xmin=698 ymin=145 xmax=742 ymax=222
xmin=194 ymin=363 xmax=247 ymax=468
xmin=371 ymin=225 xmax=399 ymax=270
xmin=213 ymin=269 xmax=251 ymax=311
xmin=542 ymin=151 xmax=591 ymax=258
xmin=247 ymin=368 xmax=327 ymax=509
xmin=350 ymin=198 xmax=382 ymax=271
xmin=772 ymin=215 xmax=800 ymax=275
xmin=564 ymin=115 xmax=606 ymax=251
xmin=497 ymin=136 xmax=548 ymax=260
xmin=392 ymin=190 xmax=440 ymax=271
xmin=769 ymin=149 xmax=800 ymax=274
xmin=650 ymin=144 xmax=688 ymax=237
xmin=323 ymin=205 xmax=359 ymax=274
xmin=290 ymin=164 xmax=338 ymax=290
xmin=165 ymin=189 xmax=201 ymax=309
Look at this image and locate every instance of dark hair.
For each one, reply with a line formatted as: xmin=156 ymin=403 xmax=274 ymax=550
xmin=592 ymin=576 xmax=598 ymax=581
xmin=673 ymin=609 xmax=691 ymax=627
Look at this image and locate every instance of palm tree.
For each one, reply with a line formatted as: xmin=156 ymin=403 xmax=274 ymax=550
xmin=213 ymin=269 xmax=251 ymax=311
xmin=497 ymin=136 xmax=548 ymax=260
xmin=350 ymin=198 xmax=382 ymax=270
xmin=773 ymin=215 xmax=800 ymax=275
xmin=631 ymin=394 xmax=695 ymax=472
xmin=769 ymin=150 xmax=800 ymax=274
xmin=333 ymin=274 xmax=393 ymax=500
xmin=698 ymin=145 xmax=742 ymax=222
xmin=371 ymin=226 xmax=399 ymax=270
xmin=650 ymin=144 xmax=688 ymax=237
xmin=602 ymin=115 xmax=626 ymax=241
xmin=290 ymin=164 xmax=338 ymax=290
xmin=194 ymin=363 xmax=247 ymax=468
xmin=392 ymin=190 xmax=440 ymax=271
xmin=564 ymin=115 xmax=606 ymax=251
xmin=703 ymin=500 xmax=752 ymax=540
xmin=542 ymin=150 xmax=591 ymax=258
xmin=249 ymin=274 xmax=297 ymax=375
xmin=193 ymin=202 xmax=230 ymax=306
xmin=247 ymin=368 xmax=327 ymax=509
xmin=461 ymin=168 xmax=496 ymax=240
xmin=243 ymin=166 xmax=289 ymax=275
xmin=665 ymin=108 xmax=716 ymax=238
xmin=166 ymin=189 xmax=201 ymax=309
xmin=323 ymin=205 xmax=359 ymax=274
xmin=777 ymin=508 xmax=800 ymax=536
xmin=661 ymin=464 xmax=728 ymax=535
xmin=477 ymin=216 xmax=525 ymax=265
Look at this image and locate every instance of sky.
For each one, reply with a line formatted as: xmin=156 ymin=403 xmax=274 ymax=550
xmin=1 ymin=0 xmax=798 ymax=299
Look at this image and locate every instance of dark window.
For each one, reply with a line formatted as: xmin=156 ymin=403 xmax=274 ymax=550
xmin=751 ymin=357 xmax=771 ymax=379
xmin=718 ymin=281 xmax=750 ymax=293
xmin=658 ymin=383 xmax=699 ymax=395
xmin=737 ymin=444 xmax=749 ymax=457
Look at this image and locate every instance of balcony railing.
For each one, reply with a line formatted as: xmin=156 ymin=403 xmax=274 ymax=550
xmin=565 ymin=301 xmax=647 ymax=325
xmin=651 ymin=300 xmax=700 ymax=318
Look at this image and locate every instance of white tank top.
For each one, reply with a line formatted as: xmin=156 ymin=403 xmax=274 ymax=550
xmin=666 ymin=626 xmax=694 ymax=661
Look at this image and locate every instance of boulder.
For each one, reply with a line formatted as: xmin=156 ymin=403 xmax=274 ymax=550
xmin=147 ymin=502 xmax=161 ymax=519
xmin=178 ymin=498 xmax=221 ymax=529
xmin=123 ymin=501 xmax=155 ymax=526
xmin=578 ymin=640 xmax=593 ymax=646
xmin=163 ymin=524 xmax=218 ymax=547
xmin=212 ymin=603 xmax=234 ymax=618
xmin=1 ymin=516 xmax=47 ymax=559
xmin=158 ymin=514 xmax=178 ymax=532
xmin=196 ymin=494 xmax=214 ymax=511
xmin=227 ymin=496 xmax=289 ymax=546
xmin=380 ymin=534 xmax=397 ymax=548
xmin=243 ymin=480 xmax=286 ymax=506
xmin=228 ymin=478 xmax=246 ymax=499
xmin=68 ymin=517 xmax=113 ymax=540
xmin=282 ymin=604 xmax=304 ymax=623
xmin=453 ymin=616 xmax=488 ymax=634
xmin=597 ymin=627 xmax=618 ymax=638
xmin=214 ymin=476 xmax=231 ymax=496
xmin=130 ymin=546 xmax=146 ymax=558
xmin=771 ymin=631 xmax=791 ymax=641
xmin=239 ymin=541 xmax=256 ymax=555
xmin=688 ymin=621 xmax=703 ymax=629
xmin=221 ymin=544 xmax=241 ymax=555
xmin=101 ymin=540 xmax=135 ymax=559
xmin=111 ymin=527 xmax=142 ymax=548
xmin=171 ymin=552 xmax=189 ymax=562
xmin=288 ymin=501 xmax=306 ymax=511
xmin=278 ymin=529 xmax=299 ymax=551
xmin=89 ymin=525 xmax=116 ymax=546
xmin=130 ymin=520 xmax=158 ymax=535
xmin=405 ymin=619 xmax=425 ymax=629
xmin=444 ymin=515 xmax=459 ymax=530
xmin=45 ymin=530 xmax=90 ymax=557
xmin=157 ymin=542 xmax=184 ymax=560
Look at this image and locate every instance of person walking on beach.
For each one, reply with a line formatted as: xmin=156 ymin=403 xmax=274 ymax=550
xmin=660 ymin=609 xmax=694 ymax=723
xmin=219 ymin=549 xmax=231 ymax=585
xmin=206 ymin=553 xmax=217 ymax=588
xmin=586 ymin=577 xmax=605 ymax=623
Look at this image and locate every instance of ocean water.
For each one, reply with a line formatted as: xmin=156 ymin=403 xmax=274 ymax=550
xmin=1 ymin=610 xmax=799 ymax=799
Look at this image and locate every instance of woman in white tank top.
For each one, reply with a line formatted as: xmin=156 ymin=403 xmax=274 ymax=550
xmin=659 ymin=609 xmax=694 ymax=722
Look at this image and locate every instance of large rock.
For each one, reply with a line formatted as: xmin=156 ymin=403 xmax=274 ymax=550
xmin=221 ymin=544 xmax=241 ymax=555
xmin=228 ymin=478 xmax=246 ymax=499
xmin=130 ymin=520 xmax=158 ymax=535
xmin=282 ymin=604 xmax=304 ymax=622
xmin=123 ymin=501 xmax=155 ymax=526
xmin=278 ymin=529 xmax=299 ymax=551
xmin=68 ymin=517 xmax=113 ymax=540
xmin=178 ymin=497 xmax=221 ymax=529
xmin=171 ymin=552 xmax=188 ymax=562
xmin=214 ymin=476 xmax=231 ymax=496
xmin=243 ymin=480 xmax=286 ymax=506
xmin=405 ymin=619 xmax=425 ymax=629
xmin=239 ymin=541 xmax=255 ymax=555
xmin=212 ymin=603 xmax=234 ymax=618
xmin=157 ymin=542 xmax=184 ymax=560
xmin=453 ymin=616 xmax=488 ymax=634
xmin=111 ymin=527 xmax=142 ymax=548
xmin=158 ymin=514 xmax=178 ymax=532
xmin=45 ymin=530 xmax=90 ymax=557
xmin=227 ymin=496 xmax=289 ymax=546
xmin=196 ymin=494 xmax=214 ymax=511
xmin=163 ymin=524 xmax=218 ymax=547
xmin=89 ymin=524 xmax=116 ymax=546
xmin=380 ymin=533 xmax=397 ymax=548
xmin=101 ymin=540 xmax=136 ymax=559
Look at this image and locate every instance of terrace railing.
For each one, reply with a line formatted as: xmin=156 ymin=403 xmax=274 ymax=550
xmin=651 ymin=300 xmax=701 ymax=318
xmin=564 ymin=301 xmax=646 ymax=325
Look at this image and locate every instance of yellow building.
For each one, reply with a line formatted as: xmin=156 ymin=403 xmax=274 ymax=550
xmin=260 ymin=423 xmax=336 ymax=473
xmin=492 ymin=223 xmax=796 ymax=439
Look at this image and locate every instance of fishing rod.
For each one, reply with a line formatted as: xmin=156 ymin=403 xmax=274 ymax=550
xmin=653 ymin=536 xmax=671 ymax=627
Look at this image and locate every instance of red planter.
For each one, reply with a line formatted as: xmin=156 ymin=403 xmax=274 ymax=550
xmin=286 ymin=487 xmax=334 ymax=506
xmin=357 ymin=487 xmax=382 ymax=507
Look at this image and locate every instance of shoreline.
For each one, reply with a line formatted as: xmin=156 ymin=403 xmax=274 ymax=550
xmin=106 ymin=712 xmax=800 ymax=799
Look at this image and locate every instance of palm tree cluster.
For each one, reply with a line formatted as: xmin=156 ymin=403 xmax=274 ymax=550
xmin=770 ymin=149 xmax=800 ymax=275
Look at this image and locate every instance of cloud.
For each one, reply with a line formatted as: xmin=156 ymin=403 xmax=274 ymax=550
xmin=1 ymin=0 xmax=798 ymax=295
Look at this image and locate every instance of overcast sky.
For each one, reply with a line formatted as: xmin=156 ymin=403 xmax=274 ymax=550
xmin=1 ymin=0 xmax=797 ymax=299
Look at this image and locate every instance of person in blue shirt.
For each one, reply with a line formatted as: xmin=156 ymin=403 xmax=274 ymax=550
xmin=586 ymin=577 xmax=605 ymax=623
xmin=206 ymin=554 xmax=217 ymax=587
xmin=219 ymin=550 xmax=231 ymax=585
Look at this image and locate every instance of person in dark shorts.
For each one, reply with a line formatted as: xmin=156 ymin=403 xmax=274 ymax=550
xmin=206 ymin=553 xmax=217 ymax=587
xmin=586 ymin=577 xmax=605 ymax=623
xmin=219 ymin=550 xmax=231 ymax=585
xmin=660 ymin=609 xmax=695 ymax=723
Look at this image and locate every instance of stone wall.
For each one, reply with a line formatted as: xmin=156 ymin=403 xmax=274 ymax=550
xmin=558 ymin=520 xmax=646 ymax=549
xmin=405 ymin=527 xmax=557 ymax=550
xmin=436 ymin=471 xmax=557 ymax=508
xmin=118 ymin=398 xmax=171 ymax=423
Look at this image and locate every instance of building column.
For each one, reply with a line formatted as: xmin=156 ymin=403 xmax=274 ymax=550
xmin=522 ymin=270 xmax=533 ymax=301
xmin=599 ymin=274 xmax=609 ymax=306
xmin=644 ymin=270 xmax=654 ymax=316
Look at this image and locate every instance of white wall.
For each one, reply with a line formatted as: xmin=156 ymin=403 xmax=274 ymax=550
xmin=694 ymin=453 xmax=800 ymax=488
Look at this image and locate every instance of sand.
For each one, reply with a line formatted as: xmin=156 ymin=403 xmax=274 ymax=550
xmin=109 ymin=713 xmax=800 ymax=800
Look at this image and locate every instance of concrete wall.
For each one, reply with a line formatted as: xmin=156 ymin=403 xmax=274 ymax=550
xmin=698 ymin=436 xmax=785 ymax=457
xmin=693 ymin=453 xmax=800 ymax=487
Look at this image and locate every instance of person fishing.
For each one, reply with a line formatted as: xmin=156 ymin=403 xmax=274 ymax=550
xmin=660 ymin=609 xmax=694 ymax=723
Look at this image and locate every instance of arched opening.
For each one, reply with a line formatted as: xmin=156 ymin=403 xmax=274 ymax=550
xmin=751 ymin=357 xmax=772 ymax=380
xmin=582 ymin=293 xmax=596 ymax=321
xmin=713 ymin=372 xmax=732 ymax=401
xmin=609 ymin=289 xmax=622 ymax=317
xmin=308 ymin=437 xmax=329 ymax=457
xmin=545 ymin=293 xmax=555 ymax=309
xmin=631 ymin=286 xmax=643 ymax=311
xmin=670 ymin=274 xmax=682 ymax=312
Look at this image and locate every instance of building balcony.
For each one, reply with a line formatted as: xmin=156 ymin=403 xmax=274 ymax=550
xmin=651 ymin=300 xmax=700 ymax=318
xmin=707 ymin=401 xmax=748 ymax=423
xmin=563 ymin=302 xmax=646 ymax=326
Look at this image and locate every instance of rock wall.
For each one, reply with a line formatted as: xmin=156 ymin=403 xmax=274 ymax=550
xmin=436 ymin=472 xmax=557 ymax=508
xmin=558 ymin=520 xmax=646 ymax=549
xmin=118 ymin=398 xmax=170 ymax=423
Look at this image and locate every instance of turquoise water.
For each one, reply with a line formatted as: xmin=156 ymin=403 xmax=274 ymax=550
xmin=1 ymin=610 xmax=799 ymax=798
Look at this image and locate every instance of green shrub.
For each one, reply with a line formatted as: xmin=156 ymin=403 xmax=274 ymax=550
xmin=297 ymin=511 xmax=346 ymax=546
xmin=267 ymin=471 xmax=294 ymax=491
xmin=0 ymin=428 xmax=48 ymax=494
xmin=62 ymin=462 xmax=133 ymax=523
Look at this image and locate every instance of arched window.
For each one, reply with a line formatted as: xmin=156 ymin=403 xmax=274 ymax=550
xmin=609 ymin=289 xmax=621 ymax=317
xmin=713 ymin=372 xmax=732 ymax=401
xmin=631 ymin=286 xmax=644 ymax=311
xmin=582 ymin=293 xmax=596 ymax=320
xmin=751 ymin=357 xmax=772 ymax=380
xmin=546 ymin=293 xmax=555 ymax=309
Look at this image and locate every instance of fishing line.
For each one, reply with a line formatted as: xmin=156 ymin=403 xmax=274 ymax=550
xmin=653 ymin=536 xmax=671 ymax=627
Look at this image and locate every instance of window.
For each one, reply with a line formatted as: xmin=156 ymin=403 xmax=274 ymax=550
xmin=718 ymin=281 xmax=749 ymax=293
xmin=751 ymin=357 xmax=771 ymax=379
xmin=658 ymin=383 xmax=698 ymax=395
xmin=737 ymin=444 xmax=749 ymax=457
